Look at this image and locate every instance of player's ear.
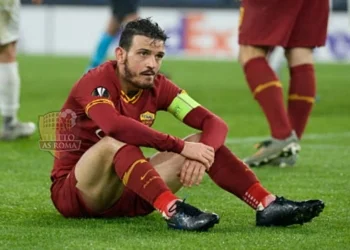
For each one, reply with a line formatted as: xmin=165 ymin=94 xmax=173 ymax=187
xmin=115 ymin=47 xmax=126 ymax=64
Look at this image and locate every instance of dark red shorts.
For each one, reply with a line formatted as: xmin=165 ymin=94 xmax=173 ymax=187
xmin=239 ymin=0 xmax=329 ymax=48
xmin=50 ymin=167 xmax=154 ymax=218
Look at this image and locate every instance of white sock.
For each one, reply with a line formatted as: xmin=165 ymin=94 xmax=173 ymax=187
xmin=0 ymin=62 xmax=20 ymax=126
xmin=268 ymin=46 xmax=285 ymax=76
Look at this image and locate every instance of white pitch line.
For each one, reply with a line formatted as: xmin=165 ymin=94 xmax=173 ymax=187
xmin=225 ymin=132 xmax=350 ymax=145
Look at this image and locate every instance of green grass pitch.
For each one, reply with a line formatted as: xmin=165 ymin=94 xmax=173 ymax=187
xmin=0 ymin=55 xmax=349 ymax=249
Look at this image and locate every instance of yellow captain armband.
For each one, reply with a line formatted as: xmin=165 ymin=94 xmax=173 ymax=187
xmin=167 ymin=91 xmax=201 ymax=121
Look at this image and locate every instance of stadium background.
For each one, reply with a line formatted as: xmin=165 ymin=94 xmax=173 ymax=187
xmin=1 ymin=1 xmax=349 ymax=249
xmin=19 ymin=0 xmax=350 ymax=62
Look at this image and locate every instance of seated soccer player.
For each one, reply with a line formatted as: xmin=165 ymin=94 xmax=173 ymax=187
xmin=50 ymin=18 xmax=324 ymax=231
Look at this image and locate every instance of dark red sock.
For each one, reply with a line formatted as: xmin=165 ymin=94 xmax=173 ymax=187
xmin=288 ymin=64 xmax=316 ymax=139
xmin=113 ymin=145 xmax=178 ymax=217
xmin=208 ymin=145 xmax=275 ymax=209
xmin=244 ymin=57 xmax=292 ymax=139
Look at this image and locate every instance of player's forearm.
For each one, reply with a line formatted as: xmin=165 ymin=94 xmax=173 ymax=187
xmin=183 ymin=106 xmax=228 ymax=151
xmin=200 ymin=115 xmax=228 ymax=151
xmin=88 ymin=104 xmax=184 ymax=153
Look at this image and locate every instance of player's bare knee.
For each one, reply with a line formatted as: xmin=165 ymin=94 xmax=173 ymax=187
xmin=99 ymin=136 xmax=126 ymax=157
xmin=183 ymin=133 xmax=202 ymax=143
xmin=239 ymin=45 xmax=268 ymax=65
xmin=286 ymin=47 xmax=314 ymax=67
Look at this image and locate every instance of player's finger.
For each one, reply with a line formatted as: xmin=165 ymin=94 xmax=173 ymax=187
xmin=203 ymin=148 xmax=215 ymax=157
xmin=200 ymin=143 xmax=212 ymax=150
xmin=200 ymin=153 xmax=212 ymax=169
xmin=206 ymin=145 xmax=214 ymax=153
xmin=192 ymin=153 xmax=205 ymax=166
xmin=183 ymin=162 xmax=195 ymax=187
xmin=190 ymin=163 xmax=201 ymax=187
xmin=203 ymin=148 xmax=214 ymax=160
xmin=181 ymin=161 xmax=191 ymax=186
xmin=198 ymin=156 xmax=210 ymax=169
xmin=180 ymin=160 xmax=189 ymax=183
xmin=196 ymin=165 xmax=206 ymax=185
xmin=208 ymin=153 xmax=215 ymax=168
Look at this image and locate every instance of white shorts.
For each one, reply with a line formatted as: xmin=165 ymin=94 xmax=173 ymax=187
xmin=0 ymin=0 xmax=20 ymax=45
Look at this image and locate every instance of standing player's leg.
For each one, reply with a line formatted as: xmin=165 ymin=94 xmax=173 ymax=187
xmin=0 ymin=2 xmax=36 ymax=140
xmin=238 ymin=0 xmax=301 ymax=167
xmin=52 ymin=135 xmax=219 ymax=231
xmin=285 ymin=0 xmax=329 ymax=139
xmin=86 ymin=0 xmax=139 ymax=71
xmin=238 ymin=45 xmax=295 ymax=144
xmin=86 ymin=16 xmax=120 ymax=71
xmin=268 ymin=46 xmax=286 ymax=77
xmin=285 ymin=48 xmax=316 ymax=140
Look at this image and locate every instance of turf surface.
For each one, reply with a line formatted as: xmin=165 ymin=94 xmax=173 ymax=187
xmin=0 ymin=56 xmax=349 ymax=249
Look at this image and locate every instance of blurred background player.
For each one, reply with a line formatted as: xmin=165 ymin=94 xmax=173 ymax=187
xmin=348 ymin=0 xmax=350 ymax=26
xmin=0 ymin=0 xmax=42 ymax=140
xmin=238 ymin=0 xmax=330 ymax=167
xmin=86 ymin=0 xmax=140 ymax=71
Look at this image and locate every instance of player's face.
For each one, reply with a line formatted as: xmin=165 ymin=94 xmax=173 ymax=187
xmin=119 ymin=35 xmax=165 ymax=89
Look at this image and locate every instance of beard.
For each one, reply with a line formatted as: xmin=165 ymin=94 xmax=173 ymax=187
xmin=123 ymin=58 xmax=156 ymax=90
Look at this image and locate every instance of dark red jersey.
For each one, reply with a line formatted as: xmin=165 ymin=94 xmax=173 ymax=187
xmin=51 ymin=61 xmax=184 ymax=180
xmin=51 ymin=60 xmax=229 ymax=181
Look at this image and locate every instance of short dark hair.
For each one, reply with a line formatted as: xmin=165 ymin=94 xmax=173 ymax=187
xmin=119 ymin=18 xmax=168 ymax=51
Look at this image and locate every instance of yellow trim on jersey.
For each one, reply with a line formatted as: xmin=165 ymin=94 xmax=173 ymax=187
xmin=85 ymin=99 xmax=115 ymax=115
xmin=289 ymin=94 xmax=315 ymax=103
xmin=167 ymin=91 xmax=201 ymax=121
xmin=122 ymin=159 xmax=147 ymax=185
xmin=253 ymin=81 xmax=282 ymax=97
xmin=121 ymin=90 xmax=143 ymax=104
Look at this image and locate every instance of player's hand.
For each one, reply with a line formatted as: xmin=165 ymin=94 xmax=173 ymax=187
xmin=32 ymin=0 xmax=43 ymax=4
xmin=180 ymin=142 xmax=214 ymax=169
xmin=180 ymin=159 xmax=206 ymax=187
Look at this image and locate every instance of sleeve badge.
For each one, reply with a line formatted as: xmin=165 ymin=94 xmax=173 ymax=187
xmin=92 ymin=87 xmax=110 ymax=98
